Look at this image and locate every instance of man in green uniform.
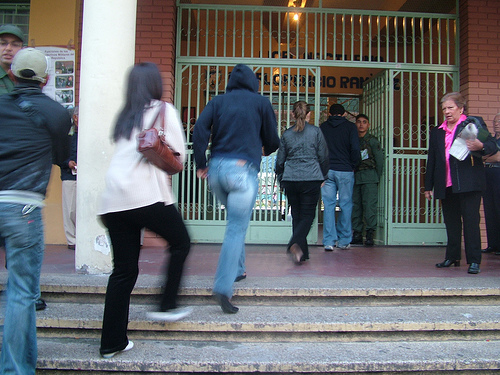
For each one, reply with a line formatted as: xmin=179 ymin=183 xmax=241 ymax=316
xmin=351 ymin=114 xmax=384 ymax=246
xmin=0 ymin=24 xmax=24 ymax=95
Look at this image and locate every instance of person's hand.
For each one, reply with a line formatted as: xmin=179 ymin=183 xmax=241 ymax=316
xmin=424 ymin=190 xmax=433 ymax=201
xmin=465 ymin=138 xmax=483 ymax=152
xmin=197 ymin=168 xmax=208 ymax=179
xmin=484 ymin=150 xmax=500 ymax=163
xmin=68 ymin=160 xmax=77 ymax=170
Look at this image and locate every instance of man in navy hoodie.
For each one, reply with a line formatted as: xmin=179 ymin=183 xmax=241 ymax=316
xmin=193 ymin=64 xmax=279 ymax=314
xmin=320 ymin=104 xmax=360 ymax=250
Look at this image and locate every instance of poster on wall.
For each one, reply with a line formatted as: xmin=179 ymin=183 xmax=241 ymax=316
xmin=36 ymin=46 xmax=75 ymax=109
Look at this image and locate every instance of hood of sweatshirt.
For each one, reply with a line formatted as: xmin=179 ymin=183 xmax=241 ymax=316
xmin=226 ymin=64 xmax=259 ymax=93
xmin=325 ymin=115 xmax=348 ymax=128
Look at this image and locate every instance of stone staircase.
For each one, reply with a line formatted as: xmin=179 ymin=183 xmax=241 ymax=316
xmin=2 ymin=274 xmax=500 ymax=374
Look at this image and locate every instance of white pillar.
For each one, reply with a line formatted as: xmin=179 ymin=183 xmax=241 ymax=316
xmin=75 ymin=0 xmax=137 ymax=273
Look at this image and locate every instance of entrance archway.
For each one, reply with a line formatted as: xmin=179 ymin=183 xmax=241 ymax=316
xmin=174 ymin=4 xmax=459 ymax=245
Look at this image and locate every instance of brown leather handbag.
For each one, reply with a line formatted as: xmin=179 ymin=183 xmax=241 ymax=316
xmin=137 ymin=102 xmax=184 ymax=175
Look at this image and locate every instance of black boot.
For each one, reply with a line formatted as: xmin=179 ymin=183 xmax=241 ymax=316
xmin=351 ymin=232 xmax=363 ymax=245
xmin=365 ymin=230 xmax=374 ymax=246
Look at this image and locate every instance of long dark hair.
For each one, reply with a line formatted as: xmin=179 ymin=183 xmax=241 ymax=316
xmin=292 ymin=101 xmax=310 ymax=132
xmin=112 ymin=62 xmax=163 ymax=141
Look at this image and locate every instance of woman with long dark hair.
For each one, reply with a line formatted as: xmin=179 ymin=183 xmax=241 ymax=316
xmin=98 ymin=63 xmax=191 ymax=358
xmin=275 ymin=101 xmax=329 ymax=263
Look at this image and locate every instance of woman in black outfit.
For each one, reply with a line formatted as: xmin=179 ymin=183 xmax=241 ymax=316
xmin=275 ymin=101 xmax=329 ymax=264
xmin=424 ymin=92 xmax=497 ymax=274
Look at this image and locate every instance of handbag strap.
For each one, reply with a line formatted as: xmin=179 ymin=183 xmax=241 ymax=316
xmin=146 ymin=101 xmax=166 ymax=134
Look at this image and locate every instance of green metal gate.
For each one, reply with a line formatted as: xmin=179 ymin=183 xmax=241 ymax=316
xmin=174 ymin=2 xmax=459 ymax=244
xmin=362 ymin=69 xmax=457 ymax=245
xmin=175 ymin=64 xmax=321 ymax=243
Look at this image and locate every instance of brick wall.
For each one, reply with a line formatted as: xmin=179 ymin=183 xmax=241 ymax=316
xmin=460 ymin=0 xmax=500 ymax=129
xmin=459 ymin=0 xmax=500 ymax=248
xmin=136 ymin=0 xmax=177 ymax=103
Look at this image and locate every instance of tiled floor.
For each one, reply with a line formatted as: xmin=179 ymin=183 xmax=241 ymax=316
xmin=9 ymin=242 xmax=500 ymax=278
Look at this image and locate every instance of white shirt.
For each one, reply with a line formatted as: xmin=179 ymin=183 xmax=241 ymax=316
xmin=98 ymin=100 xmax=186 ymax=214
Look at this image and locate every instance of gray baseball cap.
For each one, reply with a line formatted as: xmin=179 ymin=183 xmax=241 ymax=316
xmin=11 ymin=48 xmax=49 ymax=83
xmin=0 ymin=24 xmax=25 ymax=44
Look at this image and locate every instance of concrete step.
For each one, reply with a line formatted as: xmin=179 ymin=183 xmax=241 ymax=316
xmin=35 ymin=337 xmax=500 ymax=374
xmin=29 ymin=274 xmax=500 ymax=306
xmin=20 ymin=302 xmax=500 ymax=342
xmin=2 ymin=274 xmax=499 ymax=373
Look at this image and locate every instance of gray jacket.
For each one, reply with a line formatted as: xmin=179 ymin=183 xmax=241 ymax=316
xmin=275 ymin=123 xmax=329 ymax=183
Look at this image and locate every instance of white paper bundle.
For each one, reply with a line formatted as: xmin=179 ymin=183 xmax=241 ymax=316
xmin=449 ymin=123 xmax=478 ymax=161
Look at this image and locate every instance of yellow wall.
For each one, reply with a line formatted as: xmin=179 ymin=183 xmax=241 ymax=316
xmin=28 ymin=0 xmax=79 ymax=47
xmin=29 ymin=0 xmax=80 ymax=244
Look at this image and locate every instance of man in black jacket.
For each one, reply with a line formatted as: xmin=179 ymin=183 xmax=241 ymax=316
xmin=60 ymin=106 xmax=78 ymax=250
xmin=320 ymin=104 xmax=360 ymax=250
xmin=0 ymin=48 xmax=71 ymax=373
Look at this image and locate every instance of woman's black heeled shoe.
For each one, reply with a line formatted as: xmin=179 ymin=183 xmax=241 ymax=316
xmin=467 ymin=263 xmax=480 ymax=274
xmin=436 ymin=259 xmax=460 ymax=268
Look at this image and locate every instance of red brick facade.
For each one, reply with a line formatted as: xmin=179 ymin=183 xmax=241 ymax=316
xmin=460 ymin=0 xmax=500 ymax=129
xmin=459 ymin=0 xmax=500 ymax=245
xmin=72 ymin=1 xmax=497 ymax=247
xmin=135 ymin=0 xmax=177 ymax=103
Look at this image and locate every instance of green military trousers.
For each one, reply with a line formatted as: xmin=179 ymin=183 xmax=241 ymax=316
xmin=352 ymin=183 xmax=378 ymax=233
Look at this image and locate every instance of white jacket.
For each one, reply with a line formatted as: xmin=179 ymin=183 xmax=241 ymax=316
xmin=99 ymin=100 xmax=186 ymax=214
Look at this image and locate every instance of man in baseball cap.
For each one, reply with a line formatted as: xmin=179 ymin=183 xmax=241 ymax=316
xmin=3 ymin=47 xmax=51 ymax=315
xmin=0 ymin=45 xmax=71 ymax=374
xmin=0 ymin=24 xmax=25 ymax=95
xmin=10 ymin=47 xmax=48 ymax=83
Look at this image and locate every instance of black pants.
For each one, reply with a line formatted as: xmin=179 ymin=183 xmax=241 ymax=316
xmin=441 ymin=188 xmax=482 ymax=264
xmin=483 ymin=167 xmax=500 ymax=251
xmin=282 ymin=180 xmax=322 ymax=259
xmin=100 ymin=202 xmax=190 ymax=355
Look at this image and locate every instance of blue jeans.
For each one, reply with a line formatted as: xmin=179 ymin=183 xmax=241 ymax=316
xmin=0 ymin=203 xmax=44 ymax=375
xmin=321 ymin=170 xmax=354 ymax=247
xmin=208 ymin=157 xmax=258 ymax=298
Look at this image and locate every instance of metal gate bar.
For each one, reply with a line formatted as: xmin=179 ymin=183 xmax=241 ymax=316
xmin=177 ymin=4 xmax=457 ymax=69
xmin=176 ymin=3 xmax=459 ymax=245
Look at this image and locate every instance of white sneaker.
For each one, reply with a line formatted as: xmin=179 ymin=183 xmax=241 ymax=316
xmin=338 ymin=244 xmax=351 ymax=250
xmin=147 ymin=306 xmax=193 ymax=322
xmin=101 ymin=340 xmax=134 ymax=359
xmin=324 ymin=245 xmax=334 ymax=252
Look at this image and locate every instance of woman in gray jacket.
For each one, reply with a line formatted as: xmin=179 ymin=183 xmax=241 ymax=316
xmin=276 ymin=101 xmax=329 ymax=264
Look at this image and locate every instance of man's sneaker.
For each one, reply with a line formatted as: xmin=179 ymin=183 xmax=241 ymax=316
xmin=147 ymin=306 xmax=193 ymax=322
xmin=35 ymin=298 xmax=47 ymax=311
xmin=101 ymin=340 xmax=134 ymax=359
xmin=324 ymin=245 xmax=335 ymax=252
xmin=338 ymin=244 xmax=351 ymax=250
